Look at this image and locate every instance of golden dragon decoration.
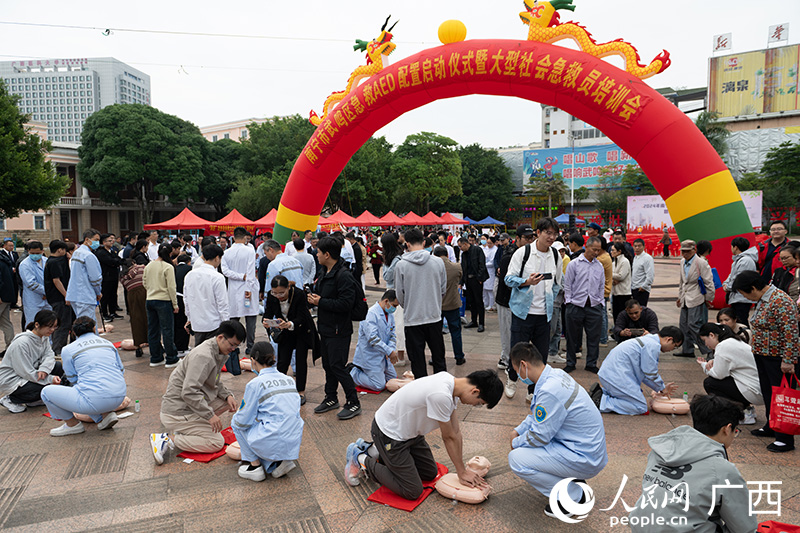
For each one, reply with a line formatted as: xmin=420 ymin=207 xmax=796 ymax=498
xmin=309 ymin=16 xmax=398 ymax=126
xmin=520 ymin=0 xmax=670 ymax=80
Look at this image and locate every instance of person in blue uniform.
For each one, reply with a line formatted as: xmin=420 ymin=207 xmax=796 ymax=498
xmin=349 ymin=290 xmax=401 ymax=392
xmin=18 ymin=241 xmax=51 ymax=326
xmin=40 ymin=316 xmax=127 ymax=436
xmin=508 ymin=342 xmax=608 ymax=520
xmin=232 ymin=342 xmax=304 ymax=481
xmin=591 ymin=326 xmax=683 ymax=416
xmin=65 ymin=229 xmax=103 ymax=320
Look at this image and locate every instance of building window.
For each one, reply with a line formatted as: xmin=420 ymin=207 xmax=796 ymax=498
xmin=119 ymin=211 xmax=128 ymax=230
xmin=0 ymin=217 xmax=5 ymax=230
xmin=241 ymin=130 xmax=248 ymax=139
xmin=60 ymin=211 xmax=71 ymax=230
xmin=212 ymin=134 xmax=218 ymax=142
xmin=33 ymin=215 xmax=45 ymax=231
xmin=223 ymin=133 xmax=230 ymax=139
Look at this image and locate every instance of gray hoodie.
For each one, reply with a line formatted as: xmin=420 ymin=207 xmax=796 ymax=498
xmin=629 ymin=425 xmax=756 ymax=533
xmin=723 ymin=247 xmax=758 ymax=305
xmin=394 ymin=250 xmax=447 ymax=327
xmin=0 ymin=331 xmax=56 ymax=397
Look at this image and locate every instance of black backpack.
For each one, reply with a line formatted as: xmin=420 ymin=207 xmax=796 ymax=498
xmin=336 ymin=267 xmax=368 ymax=321
xmin=518 ymin=244 xmax=559 ymax=277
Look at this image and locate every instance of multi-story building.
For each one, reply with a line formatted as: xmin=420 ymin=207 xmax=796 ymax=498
xmin=200 ymin=118 xmax=270 ymax=143
xmin=0 ymin=57 xmax=151 ymax=144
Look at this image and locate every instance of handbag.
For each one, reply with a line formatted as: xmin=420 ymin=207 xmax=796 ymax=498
xmin=226 ymin=350 xmax=242 ymax=376
xmin=769 ymin=375 xmax=800 ymax=435
xmin=269 ymin=326 xmax=284 ymax=343
xmin=758 ymin=520 xmax=800 ymax=532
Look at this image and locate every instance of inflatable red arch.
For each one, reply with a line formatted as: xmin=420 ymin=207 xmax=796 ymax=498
xmin=275 ymin=39 xmax=754 ymax=289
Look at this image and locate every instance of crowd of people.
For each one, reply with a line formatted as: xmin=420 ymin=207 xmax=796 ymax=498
xmin=0 ymin=216 xmax=797 ymax=528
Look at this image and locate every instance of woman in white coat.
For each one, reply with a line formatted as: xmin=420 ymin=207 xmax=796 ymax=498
xmin=232 ymin=342 xmax=304 ymax=482
xmin=697 ymin=322 xmax=762 ymax=425
xmin=482 ymin=237 xmax=498 ymax=311
xmin=610 ymin=242 xmax=633 ymax=322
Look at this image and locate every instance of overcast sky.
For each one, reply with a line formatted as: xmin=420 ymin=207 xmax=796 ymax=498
xmin=1 ymin=0 xmax=797 ymax=148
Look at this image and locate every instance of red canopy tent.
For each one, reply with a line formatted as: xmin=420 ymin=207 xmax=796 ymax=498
xmin=418 ymin=212 xmax=445 ymax=225
xmin=353 ymin=210 xmax=383 ymax=227
xmin=324 ymin=210 xmax=358 ymax=226
xmin=253 ymin=208 xmax=277 ymax=230
xmin=143 ymin=208 xmax=213 ymax=231
xmin=209 ymin=209 xmax=255 ymax=233
xmin=439 ymin=212 xmax=469 ymax=225
xmin=400 ymin=211 xmax=426 ymax=225
xmin=377 ymin=211 xmax=404 ymax=226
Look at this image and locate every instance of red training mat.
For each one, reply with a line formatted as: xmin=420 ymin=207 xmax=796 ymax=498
xmin=367 ymin=463 xmax=448 ymax=511
xmin=177 ymin=427 xmax=237 ymax=463
xmin=356 ymin=386 xmax=381 ymax=395
xmin=113 ymin=341 xmax=122 ymax=349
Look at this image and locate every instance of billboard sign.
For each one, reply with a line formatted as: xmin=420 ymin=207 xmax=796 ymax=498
xmin=523 ymin=143 xmax=637 ymax=191
xmin=627 ymin=191 xmax=762 ymax=234
xmin=708 ymin=44 xmax=800 ymax=117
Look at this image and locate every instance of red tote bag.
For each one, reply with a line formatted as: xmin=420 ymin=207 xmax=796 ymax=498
xmin=758 ymin=520 xmax=800 ymax=532
xmin=770 ymin=375 xmax=800 ymax=436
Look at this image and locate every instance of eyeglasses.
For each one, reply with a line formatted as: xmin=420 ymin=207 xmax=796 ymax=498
xmin=540 ymin=231 xmax=558 ymax=238
xmin=269 ymin=290 xmax=287 ymax=298
xmin=223 ymin=337 xmax=241 ymax=350
xmin=733 ymin=427 xmax=740 ymax=438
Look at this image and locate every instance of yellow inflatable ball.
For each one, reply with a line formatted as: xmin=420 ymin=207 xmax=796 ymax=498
xmin=438 ymin=20 xmax=467 ymax=45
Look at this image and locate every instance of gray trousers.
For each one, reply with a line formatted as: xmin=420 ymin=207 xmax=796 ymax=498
xmin=497 ymin=304 xmax=512 ymax=365
xmin=680 ymin=304 xmax=710 ymax=355
xmin=194 ymin=330 xmax=218 ymax=347
xmin=0 ymin=302 xmax=14 ymax=349
xmin=565 ymin=303 xmax=603 ymax=368
xmin=230 ymin=315 xmax=257 ymax=352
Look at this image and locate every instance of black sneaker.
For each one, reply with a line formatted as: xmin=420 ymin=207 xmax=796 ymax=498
xmin=337 ymin=403 xmax=362 ymax=420
xmin=477 ymin=325 xmax=485 ymax=332
xmin=544 ymin=487 xmax=586 ymax=519
xmin=456 ymin=358 xmax=466 ymax=366
xmin=751 ymin=426 xmax=775 ymax=438
xmin=464 ymin=322 xmax=478 ymax=329
xmin=314 ymin=398 xmax=339 ymax=414
xmin=589 ymin=383 xmax=602 ymax=408
xmin=564 ymin=365 xmax=576 ymax=374
xmin=585 ymin=366 xmax=600 ymax=374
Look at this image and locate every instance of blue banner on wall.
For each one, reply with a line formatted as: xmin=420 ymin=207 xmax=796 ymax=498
xmin=523 ymin=143 xmax=638 ymax=190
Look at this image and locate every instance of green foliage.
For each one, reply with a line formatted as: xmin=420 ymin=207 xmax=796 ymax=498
xmin=695 ymin=111 xmax=730 ymax=158
xmin=202 ymin=138 xmax=245 ymax=216
xmin=573 ymin=186 xmax=590 ymax=202
xmin=392 ymin=132 xmax=462 ymax=213
xmin=736 ymin=141 xmax=800 ymax=209
xmin=227 ymin=171 xmax=288 ymax=220
xmin=619 ymin=165 xmax=657 ymax=195
xmin=239 ymin=115 xmax=315 ymax=176
xmin=0 ymin=80 xmax=69 ymax=218
xmin=328 ymin=136 xmax=397 ymax=214
xmin=595 ymin=165 xmax=626 ymax=223
xmin=435 ymin=144 xmax=514 ymax=220
xmin=527 ymin=170 xmax=568 ymax=211
xmin=78 ymin=104 xmax=204 ymax=223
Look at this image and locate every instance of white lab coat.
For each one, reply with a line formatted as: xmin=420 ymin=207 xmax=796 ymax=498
xmin=19 ymin=256 xmax=51 ymax=325
xmin=221 ymin=243 xmax=258 ymax=318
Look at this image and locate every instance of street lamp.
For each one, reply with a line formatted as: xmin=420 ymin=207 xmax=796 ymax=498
xmin=568 ymin=129 xmax=575 ymax=213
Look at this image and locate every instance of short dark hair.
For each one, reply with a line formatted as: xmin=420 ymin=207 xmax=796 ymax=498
xmin=270 ymin=274 xmax=290 ymax=288
xmin=535 ymin=217 xmax=559 ymax=233
xmin=732 ymin=270 xmax=767 ymax=293
xmin=176 ymin=253 xmax=191 ymax=264
xmin=100 ymin=233 xmax=111 ymax=242
xmin=433 ymin=246 xmax=448 ymax=258
xmin=633 ymin=238 xmax=645 ymax=246
xmin=202 ymin=244 xmax=223 ymax=260
xmin=770 ymin=220 xmax=788 ymax=230
xmin=466 ymin=370 xmax=504 ymax=409
xmin=233 ymin=227 xmax=247 ymax=239
xmin=72 ymin=316 xmax=96 ymax=337
xmin=730 ymin=237 xmax=750 ymax=252
xmin=697 ymin=240 xmax=713 ymax=256
xmin=82 ymin=228 xmax=100 ymax=241
xmin=699 ymin=322 xmax=741 ymax=343
xmin=249 ymin=341 xmax=275 ymax=367
xmin=170 ymin=240 xmax=182 ymax=250
xmin=135 ymin=239 xmax=149 ymax=252
xmin=404 ymin=228 xmax=425 ymax=245
xmin=690 ymin=394 xmax=744 ymax=436
xmin=180 ymin=233 xmax=191 ymax=241
xmin=510 ymin=341 xmax=544 ymax=367
xmin=586 ymin=236 xmax=602 ymax=248
xmin=27 ymin=240 xmax=43 ymax=251
xmin=613 ymin=230 xmax=624 ymax=236
xmin=49 ymin=239 xmax=67 ymax=253
xmin=659 ymin=326 xmax=684 ymax=346
xmin=138 ymin=232 xmax=149 ymax=240
xmin=263 ymin=239 xmax=282 ymax=251
xmin=317 ymin=236 xmax=341 ymax=260
xmin=217 ymin=320 xmax=246 ymax=342
xmin=345 ymin=231 xmax=356 ymax=240
xmin=625 ymin=298 xmax=641 ymax=310
xmin=457 ymin=237 xmax=469 ymax=245
xmin=201 ymin=236 xmax=216 ymax=248
xmin=293 ymin=238 xmax=305 ymax=251
xmin=568 ymin=233 xmax=584 ymax=247
xmin=382 ymin=289 xmax=397 ymax=301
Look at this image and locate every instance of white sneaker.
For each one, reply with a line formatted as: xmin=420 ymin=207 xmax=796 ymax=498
xmin=177 ymin=351 xmax=188 ymax=358
xmin=271 ymin=460 xmax=297 ymax=478
xmin=238 ymin=463 xmax=267 ymax=482
xmin=575 ymin=352 xmax=583 ymax=359
xmin=149 ymin=360 xmax=166 ymax=367
xmin=0 ymin=395 xmax=27 ymax=413
xmin=50 ymin=422 xmax=85 ymax=437
xmin=165 ymin=362 xmax=179 ymax=369
xmin=150 ymin=432 xmax=174 ymax=465
xmin=504 ymin=376 xmax=517 ymax=399
xmin=344 ymin=442 xmax=364 ymax=486
xmin=97 ymin=412 xmax=118 ymax=430
xmin=740 ymin=407 xmax=757 ymax=425
xmin=551 ymin=354 xmax=567 ymax=364
xmin=526 ymin=392 xmax=534 ymax=404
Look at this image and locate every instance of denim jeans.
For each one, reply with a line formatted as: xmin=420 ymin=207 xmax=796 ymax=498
xmin=442 ymin=308 xmax=464 ymax=361
xmin=600 ymin=297 xmax=609 ymax=344
xmin=147 ymin=299 xmax=178 ymax=364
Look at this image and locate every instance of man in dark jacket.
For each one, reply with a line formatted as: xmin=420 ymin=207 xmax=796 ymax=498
xmin=458 ymin=237 xmax=488 ymax=332
xmin=308 ymin=236 xmax=361 ymax=420
xmin=612 ymin=299 xmax=660 ymax=343
xmin=0 ymin=238 xmax=19 ymax=308
xmin=96 ymin=233 xmax=123 ymax=321
xmin=0 ymin=249 xmax=15 ymax=355
xmin=757 ymin=220 xmax=788 ymax=283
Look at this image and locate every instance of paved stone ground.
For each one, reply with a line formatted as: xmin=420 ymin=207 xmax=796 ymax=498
xmin=0 ymin=258 xmax=798 ymax=532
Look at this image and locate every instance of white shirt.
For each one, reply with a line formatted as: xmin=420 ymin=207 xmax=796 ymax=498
xmin=221 ymin=242 xmax=259 ymax=317
xmin=700 ymin=338 xmax=763 ymax=405
xmin=530 ymin=247 xmax=556 ymax=314
xmin=181 ymin=244 xmax=198 ymax=260
xmin=183 ymin=262 xmax=230 ymax=333
xmin=375 ymin=372 xmax=458 ymax=441
xmin=341 ymin=240 xmax=355 ymax=265
xmin=631 ymin=252 xmax=655 ymax=292
xmin=285 ymin=240 xmax=311 ymax=257
xmin=147 ymin=241 xmax=159 ymax=261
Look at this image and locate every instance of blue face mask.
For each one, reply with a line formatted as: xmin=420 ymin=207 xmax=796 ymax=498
xmin=28 ymin=253 xmax=42 ymax=262
xmin=480 ymin=239 xmax=487 ymax=245
xmin=386 ymin=304 xmax=397 ymax=314
xmin=424 ymin=247 xmax=432 ymax=253
xmin=519 ymin=363 xmax=534 ymax=386
xmin=90 ymin=240 xmax=100 ymax=250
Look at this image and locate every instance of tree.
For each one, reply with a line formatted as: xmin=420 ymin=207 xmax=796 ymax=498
xmin=435 ymin=144 xmax=515 ymax=220
xmin=78 ymin=104 xmax=205 ymax=223
xmin=527 ymin=170 xmax=568 ymax=213
xmin=392 ymin=132 xmax=462 ymax=213
xmin=595 ymin=165 xmax=626 ymax=226
xmin=328 ymin=136 xmax=397 ymax=214
xmin=695 ymin=111 xmax=730 ymax=158
xmin=736 ymin=142 xmax=800 ymax=230
xmin=573 ymin=186 xmax=590 ymax=203
xmin=227 ymin=171 xmax=288 ymax=220
xmin=0 ymin=80 xmax=69 ymax=218
xmin=201 ymin=138 xmax=245 ymax=217
xmin=619 ymin=164 xmax=657 ymax=196
xmin=239 ymin=115 xmax=316 ymax=176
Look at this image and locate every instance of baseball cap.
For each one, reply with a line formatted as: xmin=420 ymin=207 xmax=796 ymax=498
xmin=588 ymin=222 xmax=602 ymax=232
xmin=552 ymin=241 xmax=565 ymax=252
xmin=3 ymin=238 xmax=12 ymax=242
xmin=499 ymin=233 xmax=510 ymax=241
xmin=680 ymin=239 xmax=696 ymax=251
xmin=516 ymin=224 xmax=534 ymax=237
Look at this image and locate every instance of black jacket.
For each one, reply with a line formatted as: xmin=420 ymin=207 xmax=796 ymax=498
xmin=314 ymin=258 xmax=356 ymax=338
xmin=495 ymin=244 xmax=519 ymax=308
xmin=0 ymin=257 xmax=14 ymax=303
xmin=460 ymin=244 xmax=488 ymax=284
xmin=351 ymin=242 xmax=363 ymax=278
xmin=264 ymin=286 xmax=316 ymax=345
xmin=95 ymin=247 xmax=122 ymax=281
xmin=612 ymin=306 xmax=660 ymax=341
